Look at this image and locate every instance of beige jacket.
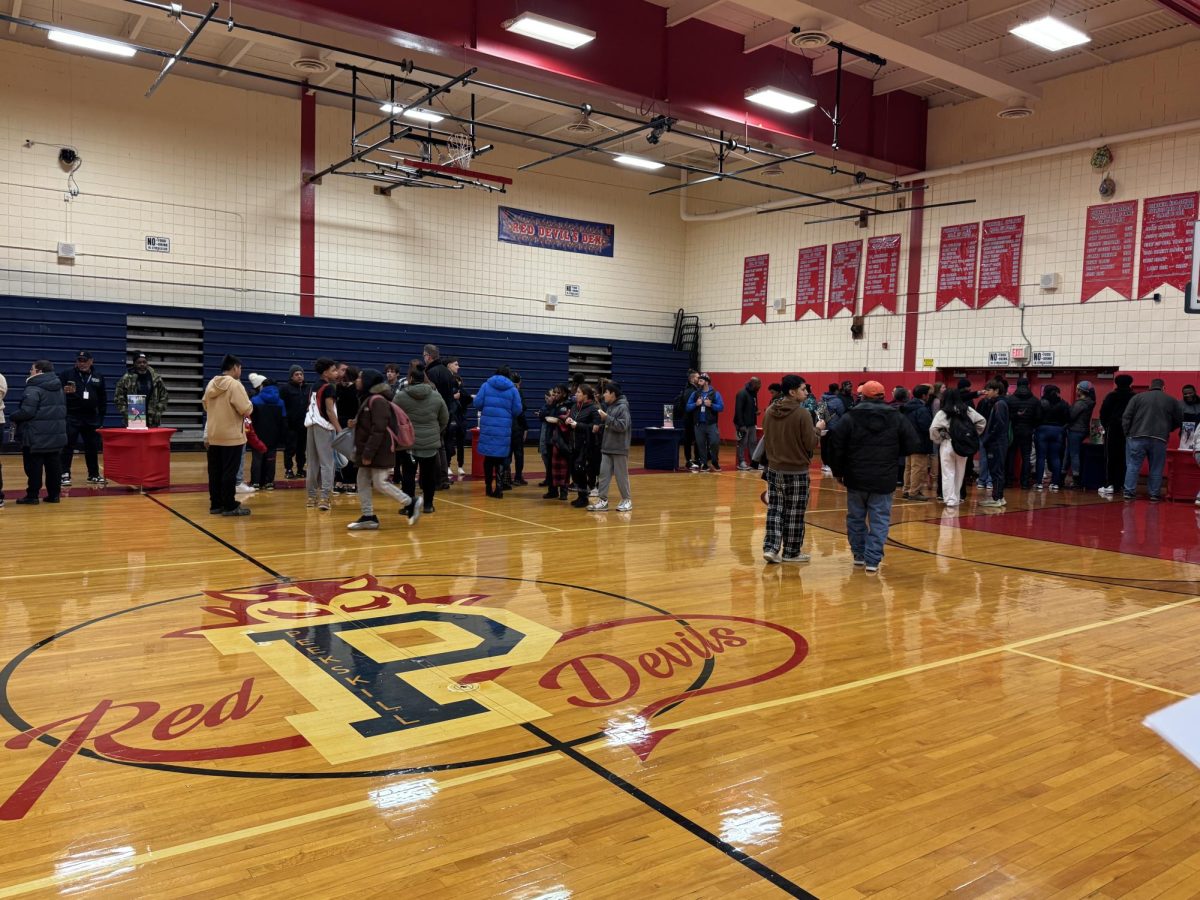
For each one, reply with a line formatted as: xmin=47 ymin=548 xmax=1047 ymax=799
xmin=202 ymin=375 xmax=253 ymax=446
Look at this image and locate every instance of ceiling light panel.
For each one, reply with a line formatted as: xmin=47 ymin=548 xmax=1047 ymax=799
xmin=744 ymin=87 xmax=816 ymax=114
xmin=503 ymin=12 xmax=596 ymax=50
xmin=48 ymin=30 xmax=137 ymax=58
xmin=1009 ymin=16 xmax=1090 ymax=52
xmin=614 ymin=155 xmax=664 ymax=171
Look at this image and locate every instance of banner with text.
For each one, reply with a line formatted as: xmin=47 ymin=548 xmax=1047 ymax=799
xmin=1082 ymin=200 xmax=1137 ymax=302
xmin=979 ymin=216 xmax=1024 ymax=308
xmin=936 ymin=222 xmax=979 ymax=310
xmin=795 ymin=245 xmax=826 ymax=320
xmin=741 ymin=254 xmax=769 ymax=324
xmin=1137 ymin=191 xmax=1199 ymax=298
xmin=497 ymin=206 xmax=615 ymax=257
xmin=828 ymin=240 xmax=862 ymax=317
xmin=863 ymin=234 xmax=901 ymax=314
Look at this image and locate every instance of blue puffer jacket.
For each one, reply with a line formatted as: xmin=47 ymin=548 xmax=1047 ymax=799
xmin=473 ymin=374 xmax=523 ymax=458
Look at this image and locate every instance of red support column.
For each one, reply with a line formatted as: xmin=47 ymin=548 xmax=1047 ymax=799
xmin=902 ymin=182 xmax=925 ymax=371
xmin=299 ymin=90 xmax=316 ymax=318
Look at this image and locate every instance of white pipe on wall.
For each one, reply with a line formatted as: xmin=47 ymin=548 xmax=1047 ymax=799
xmin=680 ymin=117 xmax=1200 ymax=223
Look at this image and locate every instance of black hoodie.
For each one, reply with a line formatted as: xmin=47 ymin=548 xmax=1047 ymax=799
xmin=1007 ymin=383 xmax=1042 ymax=430
xmin=827 ymin=400 xmax=921 ymax=493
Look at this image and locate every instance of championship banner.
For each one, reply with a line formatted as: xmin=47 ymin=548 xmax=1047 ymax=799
xmin=795 ymin=245 xmax=826 ymax=320
xmin=497 ymin=206 xmax=615 ymax=257
xmin=1082 ymin=200 xmax=1137 ymax=302
xmin=862 ymin=234 xmax=901 ymax=314
xmin=936 ymin=222 xmax=979 ymax=310
xmin=741 ymin=254 xmax=769 ymax=324
xmin=1137 ymin=192 xmax=1199 ymax=298
xmin=979 ymin=215 xmax=1024 ymax=308
xmin=828 ymin=240 xmax=862 ymax=317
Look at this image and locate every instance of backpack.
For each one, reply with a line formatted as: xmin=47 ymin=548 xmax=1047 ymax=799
xmin=369 ymin=394 xmax=415 ymax=451
xmin=948 ymin=413 xmax=980 ymax=457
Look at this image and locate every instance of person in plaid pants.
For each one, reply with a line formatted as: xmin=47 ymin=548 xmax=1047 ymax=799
xmin=762 ymin=375 xmax=819 ymax=564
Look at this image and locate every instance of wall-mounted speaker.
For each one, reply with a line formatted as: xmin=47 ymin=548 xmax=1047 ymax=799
xmin=545 ymin=294 xmax=559 ymax=309
xmin=772 ymin=297 xmax=786 ymax=312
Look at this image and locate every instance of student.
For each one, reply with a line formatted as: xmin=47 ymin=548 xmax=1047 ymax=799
xmin=394 ymin=363 xmax=449 ymax=520
xmin=347 ymin=369 xmax=413 ymax=530
xmin=761 ymin=375 xmax=819 ymax=564
xmin=279 ymin=365 xmax=310 ymax=479
xmin=929 ymin=388 xmax=986 ymax=508
xmin=11 ymin=360 xmax=67 ymax=505
xmin=565 ymin=383 xmax=602 ymax=507
xmin=305 ymin=357 xmax=341 ymax=511
xmin=1035 ymin=385 xmax=1070 ymax=492
xmin=686 ymin=374 xmax=724 ymax=471
xmin=248 ymin=373 xmax=286 ymax=490
xmin=979 ymin=380 xmax=1011 ymax=508
xmin=901 ymin=384 xmax=934 ymax=500
xmin=202 ymin=355 xmax=254 ymax=517
xmin=473 ymin=366 xmax=523 ymax=498
xmin=588 ymin=382 xmax=632 ymax=512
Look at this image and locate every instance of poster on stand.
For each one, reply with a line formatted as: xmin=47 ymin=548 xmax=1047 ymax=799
xmin=1137 ymin=192 xmax=1199 ymax=298
xmin=936 ymin=222 xmax=979 ymax=310
xmin=862 ymin=234 xmax=901 ymax=314
xmin=979 ymin=216 xmax=1024 ymax=308
xmin=795 ymin=245 xmax=826 ymax=320
xmin=741 ymin=254 xmax=769 ymax=324
xmin=828 ymin=240 xmax=862 ymax=317
xmin=1081 ymin=200 xmax=1137 ymax=302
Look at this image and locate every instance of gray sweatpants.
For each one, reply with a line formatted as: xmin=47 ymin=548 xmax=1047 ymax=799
xmin=598 ymin=452 xmax=631 ymax=502
xmin=306 ymin=426 xmax=335 ymax=497
xmin=356 ymin=466 xmax=410 ymax=516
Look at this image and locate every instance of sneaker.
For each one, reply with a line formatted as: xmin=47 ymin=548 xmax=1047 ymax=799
xmin=852 ymin=557 xmax=865 ymax=567
xmin=1098 ymin=485 xmax=1113 ymax=496
xmin=514 ymin=478 xmax=528 ymax=486
xmin=347 ymin=515 xmax=379 ymax=530
xmin=407 ymin=504 xmax=422 ymax=526
xmin=699 ymin=465 xmax=710 ymax=473
xmin=865 ymin=564 xmax=879 ymax=574
xmin=60 ymin=473 xmax=72 ymax=485
xmin=15 ymin=497 xmax=39 ymax=505
xmin=305 ymin=495 xmax=317 ymax=509
xmin=712 ymin=463 xmax=722 ymax=471
xmin=296 ymin=469 xmax=306 ymax=478
xmin=571 ymin=495 xmax=590 ymax=507
xmin=587 ymin=500 xmax=609 ymax=512
xmin=821 ymin=465 xmax=832 ymax=475
xmin=945 ymin=500 xmax=959 ymax=508
xmin=979 ymin=498 xmax=1004 ymax=508
xmin=910 ymin=493 xmax=930 ymax=502
xmin=781 ymin=552 xmax=811 ymax=563
xmin=1049 ymin=484 xmax=1060 ymax=492
xmin=209 ymin=506 xmax=222 ymax=515
xmin=423 ymin=504 xmax=435 ymax=514
xmin=737 ymin=463 xmax=751 ymax=471
xmin=902 ymin=491 xmax=910 ymax=500
xmin=317 ymin=495 xmax=331 ymax=511
xmin=1033 ymin=484 xmax=1043 ymax=491
xmin=236 ymin=483 xmax=256 ymax=494
xmin=1149 ymin=494 xmax=1162 ymax=503
xmin=763 ymin=548 xmax=782 ymax=564
xmin=0 ymin=498 xmax=4 ymax=509
xmin=457 ymin=466 xmax=466 ymax=476
xmin=264 ymin=483 xmax=275 ymax=492
xmin=616 ymin=499 xmax=633 ymax=512
xmin=1123 ymin=492 xmax=1135 ymax=501
xmin=285 ymin=469 xmax=296 ymax=479
xmin=222 ymin=506 xmax=251 ymax=517
xmin=688 ymin=462 xmax=700 ymax=471
xmin=88 ymin=475 xmax=106 ymax=485
xmin=44 ymin=496 xmax=61 ymax=504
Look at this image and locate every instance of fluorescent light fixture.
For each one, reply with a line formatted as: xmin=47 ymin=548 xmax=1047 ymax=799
xmin=379 ymin=104 xmax=444 ymax=123
xmin=614 ymin=155 xmax=664 ymax=171
xmin=745 ymin=87 xmax=816 ymax=114
xmin=1009 ymin=16 xmax=1090 ymax=52
xmin=503 ymin=12 xmax=596 ymax=50
xmin=48 ymin=29 xmax=137 ymax=58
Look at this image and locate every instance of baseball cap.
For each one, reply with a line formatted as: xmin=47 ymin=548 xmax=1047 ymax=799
xmin=860 ymin=380 xmax=886 ymax=399
xmin=697 ymin=373 xmax=712 ymax=383
xmin=76 ymin=351 xmax=93 ymax=360
xmin=133 ymin=351 xmax=148 ymax=361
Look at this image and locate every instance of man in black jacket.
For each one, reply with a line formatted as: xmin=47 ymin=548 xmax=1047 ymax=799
xmin=1098 ymin=374 xmax=1134 ymax=496
xmin=1006 ymin=377 xmax=1041 ymax=489
xmin=12 ymin=360 xmax=68 ymax=505
xmin=423 ymin=345 xmax=457 ymax=489
xmin=733 ymin=377 xmax=760 ymax=470
xmin=674 ymin=369 xmax=699 ymax=469
xmin=825 ymin=380 xmax=920 ymax=573
xmin=59 ymin=350 xmax=106 ymax=486
xmin=279 ymin=365 xmax=310 ymax=479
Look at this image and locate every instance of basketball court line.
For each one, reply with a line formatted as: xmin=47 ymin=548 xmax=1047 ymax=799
xmin=0 ymin=557 xmax=239 ymax=582
xmin=144 ymin=495 xmax=287 ymax=580
xmin=433 ymin=497 xmax=563 ymax=532
xmin=1005 ymin=649 xmax=1191 ymax=698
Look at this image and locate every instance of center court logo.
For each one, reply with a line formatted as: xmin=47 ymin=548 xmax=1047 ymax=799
xmin=0 ymin=575 xmax=808 ymax=820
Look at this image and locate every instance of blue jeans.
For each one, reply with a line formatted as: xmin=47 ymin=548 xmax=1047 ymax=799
xmin=695 ymin=420 xmax=720 ymax=467
xmin=1124 ymin=437 xmax=1167 ymax=497
xmin=846 ymin=490 xmax=894 ymax=567
xmin=1068 ymin=431 xmax=1086 ymax=479
xmin=1034 ymin=425 xmax=1065 ymax=487
xmin=977 ymin=443 xmax=991 ymax=487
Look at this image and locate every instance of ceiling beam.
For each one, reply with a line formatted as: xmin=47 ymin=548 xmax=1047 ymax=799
xmin=666 ymin=0 xmax=725 ymax=27
xmin=871 ymin=68 xmax=935 ymax=95
xmin=123 ymin=12 xmax=147 ymax=41
xmin=734 ymin=0 xmax=1042 ymax=99
xmin=216 ymin=39 xmax=256 ymax=78
xmin=743 ymin=19 xmax=794 ymax=54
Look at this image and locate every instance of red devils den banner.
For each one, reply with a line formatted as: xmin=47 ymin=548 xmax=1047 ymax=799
xmin=828 ymin=240 xmax=861 ymax=317
xmin=1082 ymin=200 xmax=1137 ymax=302
xmin=1137 ymin=192 xmax=1199 ymax=298
xmin=936 ymin=222 xmax=979 ymax=310
xmin=741 ymin=254 xmax=769 ymax=324
xmin=795 ymin=245 xmax=826 ymax=320
xmin=979 ymin=216 xmax=1024 ymax=308
xmin=498 ymin=207 xmax=614 ymax=257
xmin=862 ymin=234 xmax=901 ymax=314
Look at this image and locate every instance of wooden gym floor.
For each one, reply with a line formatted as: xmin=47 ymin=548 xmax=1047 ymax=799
xmin=0 ymin=449 xmax=1198 ymax=899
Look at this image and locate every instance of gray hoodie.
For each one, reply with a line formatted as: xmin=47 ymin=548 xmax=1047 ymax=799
xmin=600 ymin=397 xmax=632 ymax=455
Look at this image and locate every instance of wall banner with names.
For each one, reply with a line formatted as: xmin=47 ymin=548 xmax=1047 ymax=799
xmin=497 ymin=206 xmax=615 ymax=257
xmin=795 ymin=245 xmax=826 ymax=320
xmin=1082 ymin=200 xmax=1137 ymax=302
xmin=862 ymin=234 xmax=901 ymax=314
xmin=979 ymin=216 xmax=1024 ymax=308
xmin=741 ymin=254 xmax=770 ymax=324
xmin=828 ymin=240 xmax=862 ymax=317
xmin=935 ymin=222 xmax=979 ymax=310
xmin=1137 ymin=192 xmax=1199 ymax=298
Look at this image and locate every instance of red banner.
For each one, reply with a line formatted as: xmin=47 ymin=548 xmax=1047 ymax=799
xmin=828 ymin=240 xmax=861 ymax=317
xmin=1082 ymin=200 xmax=1137 ymax=302
xmin=979 ymin=216 xmax=1024 ymax=308
xmin=862 ymin=234 xmax=901 ymax=314
xmin=794 ymin=245 xmax=826 ymax=320
xmin=935 ymin=222 xmax=979 ymax=310
xmin=741 ymin=253 xmax=769 ymax=324
xmin=1137 ymin=191 xmax=1199 ymax=298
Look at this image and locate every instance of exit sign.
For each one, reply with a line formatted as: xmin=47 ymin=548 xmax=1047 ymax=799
xmin=1011 ymin=346 xmax=1027 ymax=360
